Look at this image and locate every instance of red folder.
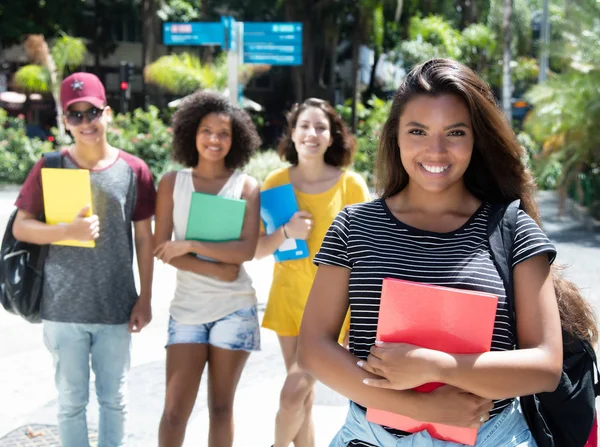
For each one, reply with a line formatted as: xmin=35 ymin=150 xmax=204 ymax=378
xmin=366 ymin=278 xmax=498 ymax=446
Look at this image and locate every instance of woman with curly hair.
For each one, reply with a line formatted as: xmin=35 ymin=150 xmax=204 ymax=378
xmin=255 ymin=98 xmax=371 ymax=447
xmin=298 ymin=58 xmax=598 ymax=446
xmin=153 ymin=91 xmax=262 ymax=447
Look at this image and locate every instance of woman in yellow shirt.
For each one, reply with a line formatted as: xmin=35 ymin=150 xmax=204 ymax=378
xmin=255 ymin=98 xmax=370 ymax=447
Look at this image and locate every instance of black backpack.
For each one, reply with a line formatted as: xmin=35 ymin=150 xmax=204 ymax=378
xmin=0 ymin=151 xmax=63 ymax=323
xmin=487 ymin=200 xmax=600 ymax=447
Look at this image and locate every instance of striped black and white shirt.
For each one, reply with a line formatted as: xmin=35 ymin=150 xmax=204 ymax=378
xmin=314 ymin=199 xmax=556 ymax=444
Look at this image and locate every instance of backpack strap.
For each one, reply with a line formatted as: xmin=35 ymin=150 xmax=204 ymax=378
xmin=38 ymin=151 xmax=63 ymax=221
xmin=43 ymin=150 xmax=63 ymax=169
xmin=486 ymin=200 xmax=521 ymax=344
xmin=583 ymin=339 xmax=600 ymax=396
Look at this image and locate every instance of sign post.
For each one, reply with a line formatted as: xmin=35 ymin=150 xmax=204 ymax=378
xmin=223 ymin=16 xmax=241 ymax=106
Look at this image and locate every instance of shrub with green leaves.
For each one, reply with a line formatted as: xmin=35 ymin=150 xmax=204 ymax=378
xmin=243 ymin=149 xmax=289 ymax=185
xmin=336 ymin=95 xmax=391 ymax=185
xmin=107 ymin=106 xmax=173 ymax=182
xmin=0 ymin=110 xmax=53 ymax=184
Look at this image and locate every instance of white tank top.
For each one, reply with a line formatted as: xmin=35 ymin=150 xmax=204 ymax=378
xmin=169 ymin=169 xmax=256 ymax=325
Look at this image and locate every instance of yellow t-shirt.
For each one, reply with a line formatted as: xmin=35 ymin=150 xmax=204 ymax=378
xmin=261 ymin=167 xmax=371 ymax=337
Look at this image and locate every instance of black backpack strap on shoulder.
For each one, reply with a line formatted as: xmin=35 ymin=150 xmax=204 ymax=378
xmin=42 ymin=151 xmax=63 ymax=169
xmin=487 ymin=200 xmax=521 ymax=340
xmin=583 ymin=339 xmax=600 ymax=396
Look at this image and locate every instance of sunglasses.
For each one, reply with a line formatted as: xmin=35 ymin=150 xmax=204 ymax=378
xmin=65 ymin=107 xmax=105 ymax=126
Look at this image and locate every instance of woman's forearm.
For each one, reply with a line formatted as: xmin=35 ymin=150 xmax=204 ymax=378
xmin=437 ymin=347 xmax=562 ymax=400
xmin=254 ymin=228 xmax=286 ymax=259
xmin=187 ymin=239 xmax=254 ymax=264
xmin=169 ymin=254 xmax=234 ymax=281
xmin=298 ymin=337 xmax=423 ymax=417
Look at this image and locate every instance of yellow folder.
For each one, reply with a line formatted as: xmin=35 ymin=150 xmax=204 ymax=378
xmin=41 ymin=168 xmax=95 ymax=248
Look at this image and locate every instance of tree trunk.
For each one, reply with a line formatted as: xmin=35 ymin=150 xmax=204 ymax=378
xmin=142 ymin=0 xmax=156 ymax=109
xmin=502 ymin=0 xmax=513 ymax=124
xmin=327 ymin=27 xmax=339 ymax=102
xmin=201 ymin=0 xmax=213 ymax=63
xmin=422 ymin=0 xmax=433 ymax=15
xmin=93 ymin=0 xmax=101 ymax=74
xmin=350 ymin=9 xmax=362 ymax=133
xmin=395 ymin=0 xmax=404 ymax=21
xmin=46 ymin=54 xmax=65 ymax=137
xmin=459 ymin=0 xmax=478 ymax=29
xmin=364 ymin=51 xmax=379 ymax=102
xmin=285 ymin=0 xmax=304 ymax=102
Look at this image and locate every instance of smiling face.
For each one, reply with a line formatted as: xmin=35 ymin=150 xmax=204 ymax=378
xmin=64 ymin=101 xmax=110 ymax=146
xmin=397 ymin=94 xmax=474 ymax=195
xmin=291 ymin=106 xmax=333 ymax=163
xmin=195 ymin=113 xmax=232 ymax=164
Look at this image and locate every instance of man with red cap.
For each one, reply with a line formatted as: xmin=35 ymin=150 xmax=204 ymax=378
xmin=12 ymin=72 xmax=156 ymax=447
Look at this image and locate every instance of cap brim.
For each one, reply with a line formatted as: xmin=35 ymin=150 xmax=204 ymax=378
xmin=63 ymin=96 xmax=105 ymax=111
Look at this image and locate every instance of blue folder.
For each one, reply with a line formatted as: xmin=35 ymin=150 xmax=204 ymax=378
xmin=260 ymin=184 xmax=309 ymax=262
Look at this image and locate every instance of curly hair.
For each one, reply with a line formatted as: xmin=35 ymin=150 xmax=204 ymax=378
xmin=171 ymin=91 xmax=261 ymax=170
xmin=277 ymin=97 xmax=356 ymax=167
xmin=376 ymin=58 xmax=597 ymax=346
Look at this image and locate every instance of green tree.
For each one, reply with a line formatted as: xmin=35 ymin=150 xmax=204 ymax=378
xmin=525 ymin=0 xmax=600 ymax=209
xmin=0 ymin=0 xmax=84 ymax=50
xmin=143 ymin=53 xmax=228 ymax=94
xmin=13 ymin=34 xmax=87 ymax=138
xmin=157 ymin=0 xmax=202 ymax=22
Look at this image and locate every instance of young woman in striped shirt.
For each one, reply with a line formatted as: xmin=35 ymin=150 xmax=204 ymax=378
xmin=298 ymin=59 xmax=595 ymax=446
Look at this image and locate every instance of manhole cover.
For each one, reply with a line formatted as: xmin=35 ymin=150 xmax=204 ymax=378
xmin=0 ymin=425 xmax=98 ymax=446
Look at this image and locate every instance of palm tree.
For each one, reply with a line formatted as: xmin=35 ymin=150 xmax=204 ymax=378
xmin=13 ymin=34 xmax=87 ymax=138
xmin=143 ymin=52 xmax=268 ymax=106
xmin=143 ymin=53 xmax=229 ymax=95
xmin=525 ymin=0 xmax=600 ymax=213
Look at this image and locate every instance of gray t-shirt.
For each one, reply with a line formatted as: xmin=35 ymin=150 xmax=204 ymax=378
xmin=15 ymin=148 xmax=156 ymax=324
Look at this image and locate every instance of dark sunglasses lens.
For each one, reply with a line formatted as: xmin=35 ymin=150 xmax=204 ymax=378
xmin=85 ymin=108 xmax=102 ymax=121
xmin=66 ymin=112 xmax=83 ymax=126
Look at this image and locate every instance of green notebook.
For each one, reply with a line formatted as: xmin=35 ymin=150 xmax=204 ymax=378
xmin=185 ymin=192 xmax=247 ymax=242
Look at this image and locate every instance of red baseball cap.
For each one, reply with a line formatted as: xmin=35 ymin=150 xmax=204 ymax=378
xmin=60 ymin=72 xmax=106 ymax=111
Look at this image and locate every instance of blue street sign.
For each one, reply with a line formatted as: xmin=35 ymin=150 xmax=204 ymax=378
xmin=243 ymin=54 xmax=302 ymax=66
xmin=242 ymin=22 xmax=302 ymax=65
xmin=244 ymin=44 xmax=297 ymax=54
xmin=244 ymin=23 xmax=302 ymax=35
xmin=163 ymin=22 xmax=224 ymax=46
xmin=243 ymin=33 xmax=302 ymax=44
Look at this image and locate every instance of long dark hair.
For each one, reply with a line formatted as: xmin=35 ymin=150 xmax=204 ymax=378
xmin=277 ymin=97 xmax=356 ymax=167
xmin=376 ymin=58 xmax=597 ymax=345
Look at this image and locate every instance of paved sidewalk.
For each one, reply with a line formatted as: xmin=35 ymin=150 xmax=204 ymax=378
xmin=1 ymin=190 xmax=599 ymax=446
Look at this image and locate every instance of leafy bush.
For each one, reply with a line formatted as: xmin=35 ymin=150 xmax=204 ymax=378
xmin=243 ymin=149 xmax=289 ymax=185
xmin=516 ymin=131 xmax=539 ymax=167
xmin=107 ymin=106 xmax=173 ymax=181
xmin=336 ymin=95 xmax=391 ymax=185
xmin=0 ymin=110 xmax=53 ymax=184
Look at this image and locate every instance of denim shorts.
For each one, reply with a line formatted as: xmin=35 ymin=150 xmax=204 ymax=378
xmin=166 ymin=305 xmax=261 ymax=351
xmin=330 ymin=398 xmax=537 ymax=447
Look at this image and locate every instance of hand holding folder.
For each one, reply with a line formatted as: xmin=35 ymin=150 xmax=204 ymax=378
xmin=366 ymin=278 xmax=498 ymax=446
xmin=41 ymin=168 xmax=95 ymax=248
xmin=260 ymin=184 xmax=309 ymax=262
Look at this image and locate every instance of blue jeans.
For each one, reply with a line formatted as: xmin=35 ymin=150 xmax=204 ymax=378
xmin=166 ymin=305 xmax=261 ymax=351
xmin=43 ymin=321 xmax=131 ymax=447
xmin=330 ymin=398 xmax=537 ymax=447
